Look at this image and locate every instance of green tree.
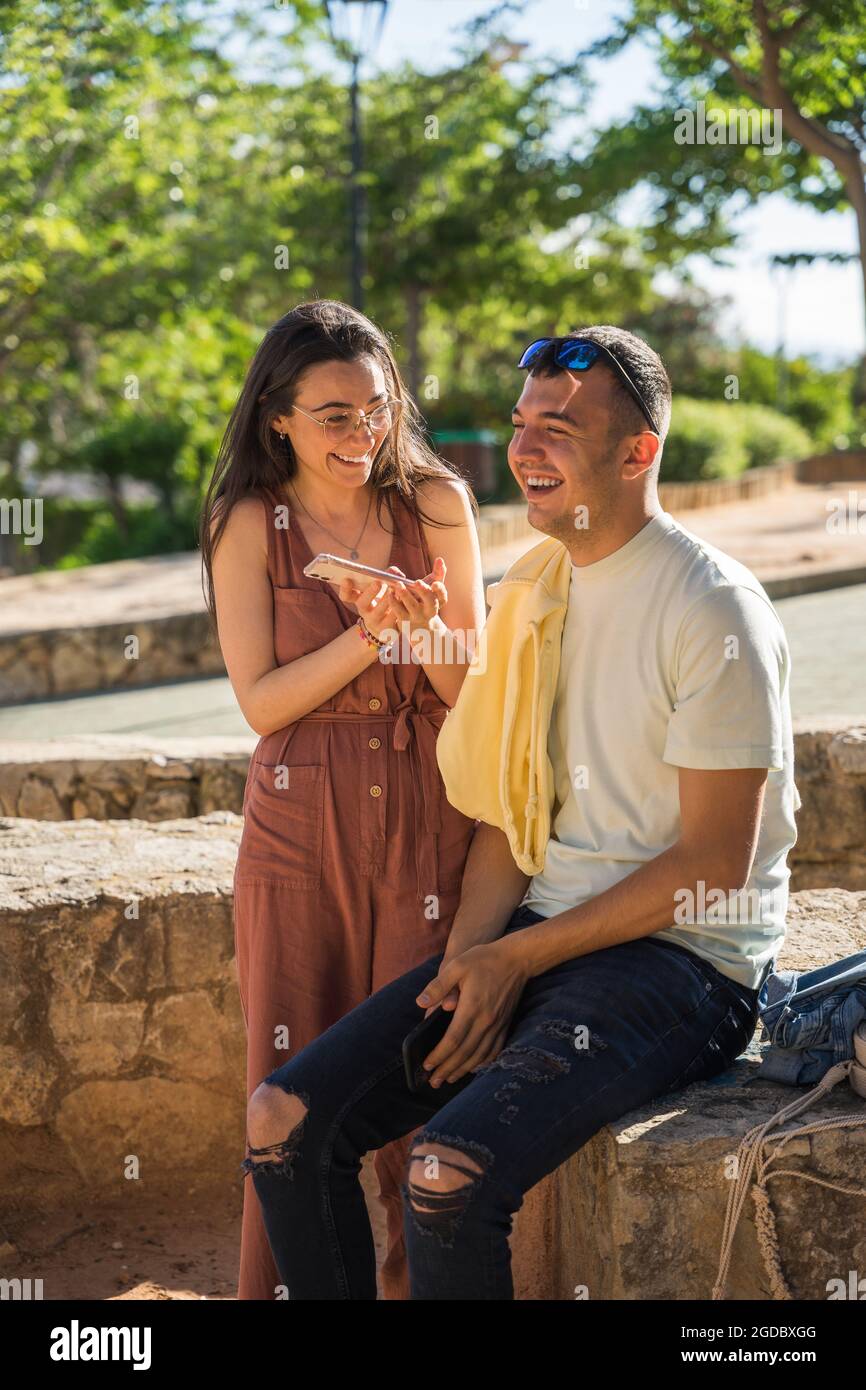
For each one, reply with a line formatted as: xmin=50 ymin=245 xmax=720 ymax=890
xmin=0 ymin=0 xmax=665 ymax=513
xmin=580 ymin=1 xmax=866 ymax=388
xmin=0 ymin=0 xmax=335 ymax=480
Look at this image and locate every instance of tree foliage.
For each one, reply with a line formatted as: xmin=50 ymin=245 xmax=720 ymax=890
xmin=0 ymin=0 xmax=855 ymax=568
xmin=579 ymin=1 xmax=866 ymax=358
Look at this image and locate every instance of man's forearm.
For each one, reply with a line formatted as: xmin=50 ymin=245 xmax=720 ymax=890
xmin=444 ymin=821 xmax=531 ymax=961
xmin=506 ymin=841 xmax=747 ymax=978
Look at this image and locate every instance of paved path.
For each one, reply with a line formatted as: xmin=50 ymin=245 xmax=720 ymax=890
xmin=669 ymin=481 xmax=866 ymax=582
xmin=0 ymin=551 xmax=207 ymax=636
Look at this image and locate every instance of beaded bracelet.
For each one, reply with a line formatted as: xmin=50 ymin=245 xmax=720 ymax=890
xmin=356 ymin=615 xmax=389 ymax=651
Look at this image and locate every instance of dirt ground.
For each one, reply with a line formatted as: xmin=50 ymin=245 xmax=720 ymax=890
xmin=1 ymin=1158 xmax=389 ymax=1301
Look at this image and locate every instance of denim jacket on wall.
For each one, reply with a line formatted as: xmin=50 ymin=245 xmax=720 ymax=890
xmin=757 ymin=948 xmax=866 ymax=1086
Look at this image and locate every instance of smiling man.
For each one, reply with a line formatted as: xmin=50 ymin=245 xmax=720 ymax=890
xmin=241 ymin=325 xmax=800 ymax=1301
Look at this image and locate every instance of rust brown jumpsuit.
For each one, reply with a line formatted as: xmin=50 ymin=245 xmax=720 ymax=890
xmin=233 ymin=487 xmax=477 ymax=1300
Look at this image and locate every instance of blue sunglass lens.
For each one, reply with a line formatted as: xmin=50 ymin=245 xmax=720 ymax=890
xmin=518 ymin=339 xmax=551 ymax=368
xmin=555 ymin=341 xmax=599 ymax=370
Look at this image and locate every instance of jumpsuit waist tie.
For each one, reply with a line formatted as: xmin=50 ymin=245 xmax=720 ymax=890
xmin=294 ymin=703 xmax=447 ymax=900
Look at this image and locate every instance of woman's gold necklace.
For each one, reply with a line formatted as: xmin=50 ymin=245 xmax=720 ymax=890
xmin=289 ymin=479 xmax=374 ymax=561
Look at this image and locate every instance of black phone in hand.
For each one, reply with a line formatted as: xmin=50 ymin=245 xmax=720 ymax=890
xmin=402 ymin=1006 xmax=453 ymax=1091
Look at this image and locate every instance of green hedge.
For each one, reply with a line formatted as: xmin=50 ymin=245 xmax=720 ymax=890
xmin=30 ymin=499 xmax=106 ymax=568
xmin=660 ymin=398 xmax=813 ymax=483
xmin=54 ymin=504 xmax=199 ymax=570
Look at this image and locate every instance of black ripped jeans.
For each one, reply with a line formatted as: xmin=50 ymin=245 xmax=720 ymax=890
xmin=243 ymin=905 xmax=759 ymax=1300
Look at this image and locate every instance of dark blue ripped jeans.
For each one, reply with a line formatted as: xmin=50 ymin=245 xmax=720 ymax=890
xmin=242 ymin=905 xmax=759 ymax=1300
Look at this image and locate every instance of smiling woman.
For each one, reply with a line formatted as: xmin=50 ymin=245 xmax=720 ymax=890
xmin=199 ymin=299 xmax=486 ymax=1303
xmin=279 ymin=392 xmax=405 ymax=548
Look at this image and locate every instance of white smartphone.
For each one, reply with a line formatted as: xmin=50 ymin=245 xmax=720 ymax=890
xmin=303 ymin=552 xmax=413 ymax=589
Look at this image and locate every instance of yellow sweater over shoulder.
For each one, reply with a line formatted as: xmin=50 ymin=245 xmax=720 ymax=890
xmin=435 ymin=533 xmax=572 ymax=874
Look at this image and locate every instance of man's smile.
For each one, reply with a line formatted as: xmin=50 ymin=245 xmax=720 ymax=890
xmin=522 ymin=472 xmax=565 ymax=497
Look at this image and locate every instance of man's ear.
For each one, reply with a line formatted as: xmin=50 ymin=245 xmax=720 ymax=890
xmin=621 ymin=431 xmax=660 ymax=480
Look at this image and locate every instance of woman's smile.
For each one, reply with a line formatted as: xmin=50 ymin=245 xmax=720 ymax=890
xmin=329 ymin=450 xmax=372 ymax=468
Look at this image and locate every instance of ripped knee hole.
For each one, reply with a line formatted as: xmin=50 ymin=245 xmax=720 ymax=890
xmin=240 ymin=1081 xmax=309 ymax=1178
xmin=406 ymin=1139 xmax=490 ymax=1215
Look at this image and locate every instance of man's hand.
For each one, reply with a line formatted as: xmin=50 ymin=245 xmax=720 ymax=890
xmin=414 ymin=938 xmax=530 ymax=1088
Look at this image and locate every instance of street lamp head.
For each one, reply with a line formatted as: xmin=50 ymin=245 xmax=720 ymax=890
xmin=325 ymin=0 xmax=389 ymax=62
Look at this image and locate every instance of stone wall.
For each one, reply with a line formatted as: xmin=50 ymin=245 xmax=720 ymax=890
xmin=0 ymin=612 xmax=225 ymax=703
xmin=658 ymin=458 xmax=796 ymax=512
xmin=0 ymin=814 xmax=245 ymax=1213
xmin=790 ymin=721 xmax=866 ymax=890
xmin=656 ymin=449 xmax=866 ymax=515
xmin=0 ymin=737 xmax=255 ymax=822
xmin=1 ymin=810 xmax=863 ymax=1299
xmin=796 ymin=449 xmax=866 ymax=485
xmin=2 ymin=723 xmax=864 ymax=888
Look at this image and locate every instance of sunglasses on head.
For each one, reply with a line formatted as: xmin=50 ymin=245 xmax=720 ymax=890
xmin=517 ymin=337 xmax=660 ymax=435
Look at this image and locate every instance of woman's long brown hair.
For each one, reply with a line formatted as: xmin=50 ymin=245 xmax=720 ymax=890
xmin=199 ymin=298 xmax=478 ymax=619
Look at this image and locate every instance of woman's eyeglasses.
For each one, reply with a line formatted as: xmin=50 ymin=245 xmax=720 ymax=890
xmin=284 ymin=398 xmax=403 ymax=445
xmin=517 ymin=337 xmax=660 ymax=435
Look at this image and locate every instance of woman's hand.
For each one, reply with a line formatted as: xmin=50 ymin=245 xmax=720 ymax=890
xmin=338 ymin=566 xmax=407 ymax=641
xmin=339 ymin=558 xmax=449 ymax=646
xmin=412 ymin=937 xmax=531 ymax=1087
xmin=392 ymin=556 xmax=448 ymax=645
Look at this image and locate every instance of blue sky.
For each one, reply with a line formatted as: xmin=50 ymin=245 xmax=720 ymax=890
xmin=322 ymin=0 xmax=861 ymax=365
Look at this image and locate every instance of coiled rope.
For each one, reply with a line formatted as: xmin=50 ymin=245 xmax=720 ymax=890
xmin=713 ymin=1037 xmax=866 ymax=1300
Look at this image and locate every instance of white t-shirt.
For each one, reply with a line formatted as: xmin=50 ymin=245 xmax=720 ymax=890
xmin=519 ymin=510 xmax=800 ymax=990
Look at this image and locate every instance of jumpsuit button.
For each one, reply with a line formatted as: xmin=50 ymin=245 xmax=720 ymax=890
xmin=369 ymin=737 xmax=381 ymax=749
xmin=370 ymin=784 xmax=383 ymax=797
xmin=368 ymin=697 xmax=381 ymax=711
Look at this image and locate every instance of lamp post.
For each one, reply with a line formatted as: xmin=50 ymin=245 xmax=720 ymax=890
xmin=769 ymin=256 xmax=790 ymax=415
xmin=324 ymin=1 xmax=389 ymax=310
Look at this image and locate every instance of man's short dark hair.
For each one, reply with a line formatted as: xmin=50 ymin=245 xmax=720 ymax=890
xmin=525 ymin=325 xmax=672 ymax=450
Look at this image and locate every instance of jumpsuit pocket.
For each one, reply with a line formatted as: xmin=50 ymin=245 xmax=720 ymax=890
xmin=236 ymin=762 xmax=325 ymax=889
